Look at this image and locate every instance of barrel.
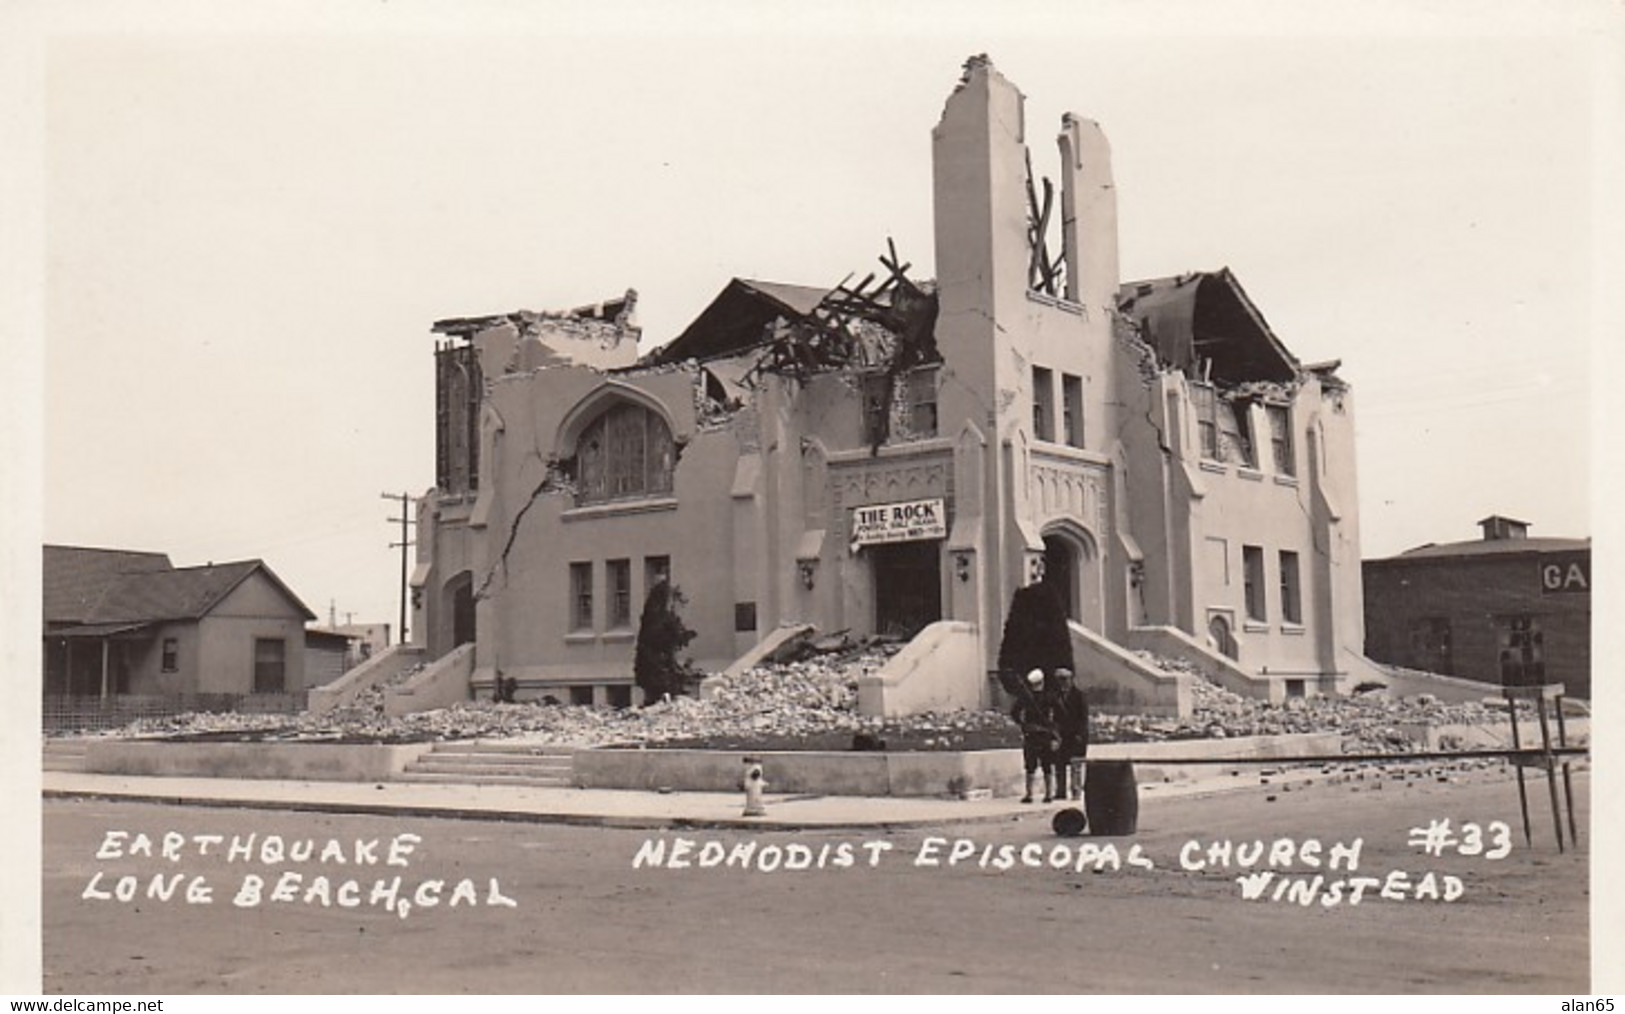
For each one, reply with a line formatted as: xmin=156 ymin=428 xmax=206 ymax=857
xmin=1084 ymin=760 xmax=1139 ymax=836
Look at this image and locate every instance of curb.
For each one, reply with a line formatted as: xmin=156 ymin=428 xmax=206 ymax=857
xmin=42 ymin=788 xmax=1046 ymax=833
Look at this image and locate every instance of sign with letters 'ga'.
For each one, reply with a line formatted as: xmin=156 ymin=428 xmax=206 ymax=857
xmin=1539 ymin=552 xmax=1590 ymax=594
xmin=851 ymin=498 xmax=947 ymax=547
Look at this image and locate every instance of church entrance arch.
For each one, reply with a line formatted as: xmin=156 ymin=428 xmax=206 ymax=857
xmin=1041 ymin=523 xmax=1103 ymax=633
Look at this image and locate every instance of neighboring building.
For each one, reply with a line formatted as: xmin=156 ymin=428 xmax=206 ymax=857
xmin=332 ymin=622 xmax=391 ymax=669
xmin=410 ymin=57 xmax=1374 ymax=707
xmin=305 ymin=622 xmax=392 ymax=680
xmin=1363 ymin=516 xmax=1591 ymax=700
xmin=304 ymin=629 xmax=356 ymax=687
xmin=43 ymin=544 xmax=317 ymax=698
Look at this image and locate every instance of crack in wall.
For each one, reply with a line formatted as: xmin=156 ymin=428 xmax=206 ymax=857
xmin=475 ymin=472 xmax=551 ymax=602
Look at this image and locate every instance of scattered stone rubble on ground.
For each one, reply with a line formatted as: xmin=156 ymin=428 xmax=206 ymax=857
xmin=92 ymin=641 xmax=1562 ymax=758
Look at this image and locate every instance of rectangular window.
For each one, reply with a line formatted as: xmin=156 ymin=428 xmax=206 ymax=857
xmin=1407 ymin=617 xmax=1454 ymax=675
xmin=570 ymin=562 xmax=593 ymax=631
xmin=1191 ymin=383 xmax=1218 ymax=459
xmin=862 ymin=374 xmax=889 ymax=445
xmin=607 ymin=558 xmax=632 ymax=628
xmin=644 ymin=554 xmax=671 ymax=593
xmin=1032 ymin=366 xmax=1055 ymax=442
xmin=253 ymin=638 xmax=286 ymax=693
xmin=1062 ymin=374 xmax=1084 ymax=448
xmin=735 ymin=602 xmax=758 ymax=633
xmin=1495 ymin=615 xmax=1546 ymax=687
xmin=606 ymin=409 xmax=648 ymax=498
xmin=161 ymin=638 xmax=178 ymax=673
xmin=906 ymin=367 xmax=939 ymax=438
xmin=1279 ymin=550 xmax=1302 ymax=625
xmin=1223 ymin=400 xmax=1257 ymax=467
xmin=1268 ymin=405 xmax=1295 ymax=476
xmin=1242 ymin=545 xmax=1266 ymax=622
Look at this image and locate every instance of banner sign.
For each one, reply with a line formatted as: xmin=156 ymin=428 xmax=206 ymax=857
xmin=851 ymin=498 xmax=947 ymax=547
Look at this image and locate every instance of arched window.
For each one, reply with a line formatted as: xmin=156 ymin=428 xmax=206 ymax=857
xmin=576 ymin=402 xmax=675 ymax=504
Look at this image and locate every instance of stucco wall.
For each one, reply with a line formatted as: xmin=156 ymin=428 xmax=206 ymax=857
xmin=1069 ymin=621 xmax=1192 ymax=715
xmin=121 ymin=621 xmax=199 ymax=695
xmin=458 ymin=367 xmax=743 ymax=687
xmin=1113 ymin=364 xmax=1362 ymax=693
xmin=85 ymin=741 xmax=432 ymax=781
xmin=192 ymin=575 xmax=310 ymax=693
xmin=308 ymin=643 xmax=426 ymax=715
xmin=856 ymin=620 xmax=983 ymax=717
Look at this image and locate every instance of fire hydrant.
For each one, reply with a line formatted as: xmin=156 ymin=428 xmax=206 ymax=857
xmin=742 ymin=756 xmax=767 ymax=817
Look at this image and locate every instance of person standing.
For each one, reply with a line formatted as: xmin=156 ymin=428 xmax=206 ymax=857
xmin=1012 ymin=668 xmax=1059 ymax=803
xmin=1050 ymin=667 xmax=1090 ymax=801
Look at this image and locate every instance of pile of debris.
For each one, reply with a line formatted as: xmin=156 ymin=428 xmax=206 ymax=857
xmin=118 ymin=644 xmax=908 ymax=747
xmin=114 ymin=646 xmax=1544 ymax=755
xmin=1092 ymin=652 xmax=1529 ymax=752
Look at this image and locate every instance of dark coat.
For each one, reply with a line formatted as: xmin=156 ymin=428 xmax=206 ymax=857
xmin=1050 ymin=683 xmax=1089 ymax=754
xmin=1011 ymin=694 xmax=1057 ymax=749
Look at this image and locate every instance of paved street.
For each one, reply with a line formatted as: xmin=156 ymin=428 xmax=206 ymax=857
xmin=42 ymin=767 xmax=1589 ymax=993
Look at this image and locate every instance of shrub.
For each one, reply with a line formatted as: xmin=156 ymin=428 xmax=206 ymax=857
xmin=996 ymin=582 xmax=1073 ymax=694
xmin=633 ymin=580 xmax=698 ymax=704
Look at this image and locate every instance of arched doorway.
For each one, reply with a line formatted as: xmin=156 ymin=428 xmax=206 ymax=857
xmin=1043 ymin=535 xmax=1076 ymax=621
xmin=1041 ymin=525 xmax=1103 ymax=632
xmin=446 ymin=571 xmax=476 ymax=649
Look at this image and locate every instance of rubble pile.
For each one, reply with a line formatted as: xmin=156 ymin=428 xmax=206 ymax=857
xmin=1094 ymin=652 xmax=1521 ymax=752
xmin=119 ymin=646 xmax=914 ymax=746
xmin=116 ymin=646 xmax=1535 ymax=755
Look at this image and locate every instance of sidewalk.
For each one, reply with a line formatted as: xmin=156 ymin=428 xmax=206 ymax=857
xmin=40 ymin=766 xmax=1305 ymax=831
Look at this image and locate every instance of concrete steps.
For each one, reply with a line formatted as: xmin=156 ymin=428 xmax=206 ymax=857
xmin=397 ymin=741 xmax=577 ymax=788
xmin=42 ymin=739 xmax=90 ymax=773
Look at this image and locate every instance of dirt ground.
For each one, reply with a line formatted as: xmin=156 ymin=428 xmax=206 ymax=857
xmin=41 ymin=765 xmax=1590 ymax=993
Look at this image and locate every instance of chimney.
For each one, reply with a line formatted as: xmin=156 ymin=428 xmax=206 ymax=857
xmin=1478 ymin=515 xmax=1530 ymax=541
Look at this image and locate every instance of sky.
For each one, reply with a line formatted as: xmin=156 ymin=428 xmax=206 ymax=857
xmin=13 ymin=1 xmax=1621 ymax=633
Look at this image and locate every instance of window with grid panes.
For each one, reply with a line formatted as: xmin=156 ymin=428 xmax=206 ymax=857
xmin=576 ymin=403 xmax=674 ymax=504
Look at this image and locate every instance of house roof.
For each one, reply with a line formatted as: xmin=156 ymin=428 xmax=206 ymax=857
xmin=1370 ymin=537 xmax=1591 ymax=563
xmin=92 ymin=560 xmax=317 ymax=623
xmin=646 ymin=278 xmax=834 ymax=364
xmin=306 ymin=628 xmax=357 ymax=649
xmin=49 ymin=621 xmax=154 ymax=639
xmin=1116 ymin=268 xmax=1300 ymax=384
xmin=43 ymin=545 xmax=173 ymax=624
xmin=43 ymin=546 xmax=317 ymax=628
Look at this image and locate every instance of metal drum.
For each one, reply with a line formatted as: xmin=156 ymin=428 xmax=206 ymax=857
xmin=1083 ymin=760 xmax=1138 ymax=836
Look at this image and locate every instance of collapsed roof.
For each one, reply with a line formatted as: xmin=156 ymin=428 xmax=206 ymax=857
xmin=644 ymin=244 xmax=941 ymax=400
xmin=1116 ymin=268 xmax=1300 ymax=385
xmin=430 ymin=290 xmax=638 ymax=342
xmin=649 ymin=279 xmax=831 ymax=365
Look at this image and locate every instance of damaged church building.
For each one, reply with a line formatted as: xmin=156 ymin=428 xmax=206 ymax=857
xmin=408 ymin=57 xmax=1383 ymax=716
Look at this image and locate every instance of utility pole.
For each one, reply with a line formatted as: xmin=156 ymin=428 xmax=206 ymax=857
xmin=382 ymin=492 xmax=416 ymax=644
